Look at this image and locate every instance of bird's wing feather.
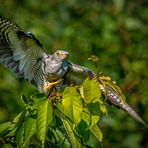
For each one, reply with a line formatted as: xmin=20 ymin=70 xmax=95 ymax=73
xmin=64 ymin=61 xmax=95 ymax=85
xmin=64 ymin=62 xmax=146 ymax=126
xmin=0 ymin=16 xmax=47 ymax=81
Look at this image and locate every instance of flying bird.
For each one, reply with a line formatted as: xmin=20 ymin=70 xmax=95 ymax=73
xmin=0 ymin=16 xmax=146 ymax=126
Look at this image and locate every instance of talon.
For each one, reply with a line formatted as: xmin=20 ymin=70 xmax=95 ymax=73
xmin=51 ymin=79 xmax=62 ymax=86
xmin=44 ymin=79 xmax=62 ymax=93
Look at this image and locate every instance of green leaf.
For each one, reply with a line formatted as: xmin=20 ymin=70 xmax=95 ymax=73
xmin=13 ymin=112 xmax=29 ymax=145
xmin=81 ymin=109 xmax=91 ymax=126
xmin=16 ymin=117 xmax=36 ymax=148
xmin=61 ymin=87 xmax=83 ymax=125
xmin=33 ymin=94 xmax=47 ymax=104
xmin=62 ymin=118 xmax=79 ymax=148
xmin=4 ymin=112 xmax=26 ymax=137
xmin=4 ymin=124 xmax=18 ymax=137
xmin=81 ymin=109 xmax=100 ymax=128
xmin=87 ymin=103 xmax=100 ymax=115
xmin=77 ymin=120 xmax=90 ymax=142
xmin=16 ymin=123 xmax=25 ymax=147
xmin=13 ymin=112 xmax=23 ymax=123
xmin=51 ymin=128 xmax=70 ymax=148
xmin=0 ymin=122 xmax=12 ymax=133
xmin=82 ymin=78 xmax=101 ymax=103
xmin=21 ymin=95 xmax=29 ymax=105
xmin=36 ymin=100 xmax=53 ymax=147
xmin=99 ymin=102 xmax=107 ymax=113
xmin=90 ymin=124 xmax=103 ymax=142
xmin=91 ymin=116 xmax=100 ymax=127
xmin=24 ymin=117 xmax=36 ymax=146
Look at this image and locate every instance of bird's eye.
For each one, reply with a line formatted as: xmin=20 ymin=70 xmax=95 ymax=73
xmin=57 ymin=52 xmax=60 ymax=56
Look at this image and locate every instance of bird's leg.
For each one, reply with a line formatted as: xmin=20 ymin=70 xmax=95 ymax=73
xmin=43 ymin=79 xmax=62 ymax=93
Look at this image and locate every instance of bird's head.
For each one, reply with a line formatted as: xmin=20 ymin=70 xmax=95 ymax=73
xmin=53 ymin=50 xmax=70 ymax=61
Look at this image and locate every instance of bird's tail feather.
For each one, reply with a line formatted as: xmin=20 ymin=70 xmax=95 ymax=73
xmin=123 ymin=103 xmax=147 ymax=126
xmin=99 ymin=79 xmax=147 ymax=126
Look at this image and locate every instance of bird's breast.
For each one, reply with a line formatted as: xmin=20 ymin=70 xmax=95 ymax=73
xmin=45 ymin=61 xmax=68 ymax=82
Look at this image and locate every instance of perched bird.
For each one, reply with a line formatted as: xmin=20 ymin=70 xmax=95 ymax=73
xmin=0 ymin=16 xmax=146 ymax=126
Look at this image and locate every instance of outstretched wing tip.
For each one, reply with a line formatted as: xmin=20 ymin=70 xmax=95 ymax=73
xmin=0 ymin=16 xmax=46 ymax=83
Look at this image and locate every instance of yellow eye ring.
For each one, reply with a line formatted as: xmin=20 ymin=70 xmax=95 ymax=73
xmin=57 ymin=52 xmax=60 ymax=56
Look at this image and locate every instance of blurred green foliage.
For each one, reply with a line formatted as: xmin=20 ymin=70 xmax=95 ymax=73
xmin=0 ymin=0 xmax=147 ymax=147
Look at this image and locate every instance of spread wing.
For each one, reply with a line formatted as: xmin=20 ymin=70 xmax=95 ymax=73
xmin=64 ymin=62 xmax=146 ymax=125
xmin=0 ymin=16 xmax=47 ymax=81
xmin=64 ymin=61 xmax=95 ymax=85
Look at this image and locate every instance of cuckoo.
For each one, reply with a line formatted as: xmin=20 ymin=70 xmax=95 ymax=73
xmin=0 ymin=16 xmax=146 ymax=126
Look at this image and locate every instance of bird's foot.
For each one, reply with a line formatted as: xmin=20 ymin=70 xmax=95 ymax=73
xmin=44 ymin=79 xmax=62 ymax=93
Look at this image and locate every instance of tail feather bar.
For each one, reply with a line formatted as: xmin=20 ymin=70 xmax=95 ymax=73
xmin=99 ymin=81 xmax=147 ymax=126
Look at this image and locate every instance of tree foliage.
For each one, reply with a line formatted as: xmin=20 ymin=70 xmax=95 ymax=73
xmin=0 ymin=78 xmax=105 ymax=147
xmin=0 ymin=0 xmax=147 ymax=147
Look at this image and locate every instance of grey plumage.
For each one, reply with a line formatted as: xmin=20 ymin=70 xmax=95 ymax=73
xmin=0 ymin=16 xmax=146 ymax=126
xmin=0 ymin=16 xmax=46 ymax=89
xmin=100 ymin=84 xmax=146 ymax=126
xmin=0 ymin=16 xmax=69 ymax=93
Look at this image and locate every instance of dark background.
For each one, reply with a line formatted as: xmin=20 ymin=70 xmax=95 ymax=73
xmin=0 ymin=0 xmax=148 ymax=147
